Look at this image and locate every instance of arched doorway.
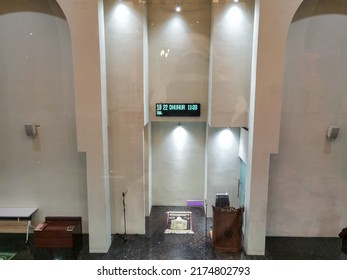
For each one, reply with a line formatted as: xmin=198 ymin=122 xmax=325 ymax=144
xmin=268 ymin=0 xmax=347 ymax=237
xmin=0 ymin=0 xmax=87 ymax=232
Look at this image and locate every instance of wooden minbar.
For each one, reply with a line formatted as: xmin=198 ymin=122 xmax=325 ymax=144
xmin=212 ymin=206 xmax=244 ymax=253
xmin=34 ymin=216 xmax=82 ymax=248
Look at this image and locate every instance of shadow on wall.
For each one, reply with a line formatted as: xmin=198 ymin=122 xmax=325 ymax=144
xmin=293 ymin=0 xmax=347 ymax=22
xmin=0 ymin=0 xmax=66 ymax=19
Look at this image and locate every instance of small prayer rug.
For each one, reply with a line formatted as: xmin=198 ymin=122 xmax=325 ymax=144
xmin=164 ymin=211 xmax=194 ymax=234
xmin=0 ymin=252 xmax=16 ymax=260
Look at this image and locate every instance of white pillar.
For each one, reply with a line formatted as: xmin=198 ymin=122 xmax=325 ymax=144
xmin=245 ymin=0 xmax=303 ymax=255
xmin=209 ymin=0 xmax=254 ymax=128
xmin=57 ymin=0 xmax=111 ymax=253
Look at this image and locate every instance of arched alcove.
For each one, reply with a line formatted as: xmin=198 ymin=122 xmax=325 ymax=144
xmin=268 ymin=0 xmax=347 ymax=237
xmin=0 ymin=0 xmax=88 ymax=229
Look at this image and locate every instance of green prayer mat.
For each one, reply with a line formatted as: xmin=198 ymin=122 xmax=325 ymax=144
xmin=0 ymin=252 xmax=16 ymax=260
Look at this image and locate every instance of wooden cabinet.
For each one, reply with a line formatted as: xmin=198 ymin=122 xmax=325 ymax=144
xmin=34 ymin=216 xmax=82 ymax=248
xmin=212 ymin=206 xmax=244 ymax=253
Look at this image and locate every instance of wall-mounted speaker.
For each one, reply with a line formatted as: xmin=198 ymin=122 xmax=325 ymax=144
xmin=25 ymin=124 xmax=37 ymax=137
xmin=327 ymin=125 xmax=340 ymax=141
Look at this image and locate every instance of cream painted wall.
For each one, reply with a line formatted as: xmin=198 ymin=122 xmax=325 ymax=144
xmin=268 ymin=0 xmax=347 ymax=237
xmin=143 ymin=4 xmax=150 ymax=126
xmin=206 ymin=127 xmax=241 ymax=217
xmin=152 ymin=124 xmax=241 ymax=211
xmin=209 ymin=0 xmax=254 ymax=128
xmin=104 ymin=0 xmax=145 ymax=234
xmin=0 ymin=0 xmax=88 ymax=228
xmin=144 ymin=123 xmax=152 ymax=216
xmin=148 ymin=0 xmax=211 ymax=122
xmin=152 ymin=122 xmax=206 ymax=206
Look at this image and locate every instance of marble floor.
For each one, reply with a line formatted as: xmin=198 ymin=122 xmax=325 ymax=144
xmin=0 ymin=206 xmax=344 ymax=260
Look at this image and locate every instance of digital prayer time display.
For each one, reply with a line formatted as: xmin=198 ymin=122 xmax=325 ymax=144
xmin=156 ymin=103 xmax=200 ymax=117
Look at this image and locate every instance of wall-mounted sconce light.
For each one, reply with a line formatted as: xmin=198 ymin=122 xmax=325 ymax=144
xmin=25 ymin=124 xmax=40 ymax=138
xmin=327 ymin=125 xmax=340 ymax=141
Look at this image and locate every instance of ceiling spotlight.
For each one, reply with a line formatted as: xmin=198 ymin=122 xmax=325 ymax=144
xmin=176 ymin=6 xmax=182 ymax=12
xmin=234 ymin=0 xmax=239 ymax=2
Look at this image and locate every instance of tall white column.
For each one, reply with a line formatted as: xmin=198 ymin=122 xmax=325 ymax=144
xmin=209 ymin=1 xmax=254 ymax=128
xmin=57 ymin=0 xmax=111 ymax=253
xmin=245 ymin=0 xmax=303 ymax=255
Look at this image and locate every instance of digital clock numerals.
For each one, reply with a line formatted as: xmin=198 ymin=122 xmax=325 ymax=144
xmin=156 ymin=103 xmax=200 ymax=117
xmin=156 ymin=104 xmax=163 ymax=115
xmin=187 ymin=104 xmax=198 ymax=111
xmin=157 ymin=104 xmax=169 ymax=111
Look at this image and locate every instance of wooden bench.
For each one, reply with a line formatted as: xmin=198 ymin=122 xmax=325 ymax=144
xmin=0 ymin=207 xmax=38 ymax=243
